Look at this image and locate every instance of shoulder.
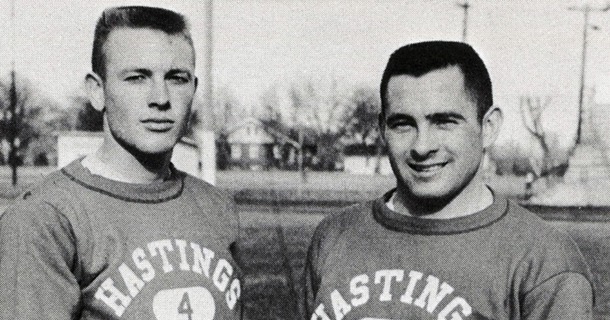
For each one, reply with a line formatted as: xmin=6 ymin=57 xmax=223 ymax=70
xmin=4 ymin=169 xmax=81 ymax=218
xmin=311 ymin=200 xmax=373 ymax=247
xmin=502 ymin=201 xmax=592 ymax=287
xmin=181 ymin=173 xmax=235 ymax=206
xmin=504 ymin=200 xmax=579 ymax=249
xmin=179 ymin=172 xmax=239 ymax=238
xmin=1 ymin=169 xmax=82 ymax=240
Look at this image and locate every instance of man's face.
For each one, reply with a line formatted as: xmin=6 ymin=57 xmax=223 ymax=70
xmin=381 ymin=66 xmax=485 ymax=201
xmin=100 ymin=27 xmax=196 ymax=155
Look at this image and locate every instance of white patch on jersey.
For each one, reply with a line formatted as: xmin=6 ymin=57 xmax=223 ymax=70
xmin=153 ymin=286 xmax=215 ymax=320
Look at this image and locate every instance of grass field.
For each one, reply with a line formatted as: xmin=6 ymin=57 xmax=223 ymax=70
xmin=1 ymin=167 xmax=609 ymax=319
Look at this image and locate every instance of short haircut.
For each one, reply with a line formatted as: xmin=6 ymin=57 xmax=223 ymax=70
xmin=380 ymin=41 xmax=493 ymax=121
xmin=91 ymin=6 xmax=193 ymax=80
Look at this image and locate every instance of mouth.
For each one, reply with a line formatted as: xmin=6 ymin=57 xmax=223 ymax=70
xmin=141 ymin=118 xmax=175 ymax=132
xmin=408 ymin=161 xmax=448 ymax=173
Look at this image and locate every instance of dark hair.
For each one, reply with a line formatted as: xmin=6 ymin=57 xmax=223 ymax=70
xmin=380 ymin=41 xmax=493 ymax=121
xmin=91 ymin=6 xmax=193 ymax=80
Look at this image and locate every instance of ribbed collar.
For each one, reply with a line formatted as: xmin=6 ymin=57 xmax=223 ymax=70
xmin=373 ymin=189 xmax=509 ymax=235
xmin=60 ymin=159 xmax=184 ymax=203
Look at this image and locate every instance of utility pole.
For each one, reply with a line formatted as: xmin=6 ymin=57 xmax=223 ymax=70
xmin=569 ymin=2 xmax=609 ymax=145
xmin=457 ymin=0 xmax=470 ymax=42
xmin=196 ymin=0 xmax=217 ymax=184
xmin=8 ymin=0 xmax=18 ymax=186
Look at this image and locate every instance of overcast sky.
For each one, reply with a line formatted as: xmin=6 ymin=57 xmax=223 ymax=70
xmin=1 ymin=0 xmax=609 ymax=148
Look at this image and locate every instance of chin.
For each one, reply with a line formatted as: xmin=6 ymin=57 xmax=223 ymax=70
xmin=402 ymin=180 xmax=461 ymax=203
xmin=120 ymin=139 xmax=176 ymax=158
xmin=137 ymin=144 xmax=175 ymax=156
xmin=139 ymin=136 xmax=181 ymax=154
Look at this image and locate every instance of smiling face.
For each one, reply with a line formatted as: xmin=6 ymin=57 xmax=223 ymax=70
xmin=381 ymin=66 xmax=486 ymax=202
xmin=90 ymin=27 xmax=197 ymax=156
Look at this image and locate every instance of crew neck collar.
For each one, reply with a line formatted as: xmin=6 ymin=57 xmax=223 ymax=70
xmin=60 ymin=159 xmax=184 ymax=203
xmin=373 ymin=189 xmax=508 ymax=235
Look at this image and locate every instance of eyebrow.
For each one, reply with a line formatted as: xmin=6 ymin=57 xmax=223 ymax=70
xmin=426 ymin=112 xmax=466 ymax=121
xmin=121 ymin=68 xmax=152 ymax=77
xmin=385 ymin=112 xmax=466 ymax=123
xmin=386 ymin=113 xmax=411 ymax=121
xmin=167 ymin=68 xmax=193 ymax=78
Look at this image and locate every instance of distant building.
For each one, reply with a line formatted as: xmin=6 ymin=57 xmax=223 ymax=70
xmin=225 ymin=117 xmax=277 ymax=170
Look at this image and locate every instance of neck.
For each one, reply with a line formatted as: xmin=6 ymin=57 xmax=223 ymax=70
xmin=392 ymin=172 xmax=493 ymax=219
xmin=82 ymin=138 xmax=172 ymax=184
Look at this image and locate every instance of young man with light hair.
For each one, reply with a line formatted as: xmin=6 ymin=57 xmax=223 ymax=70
xmin=304 ymin=41 xmax=593 ymax=320
xmin=0 ymin=6 xmax=242 ymax=319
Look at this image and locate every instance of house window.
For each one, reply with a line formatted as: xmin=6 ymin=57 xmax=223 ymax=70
xmin=231 ymin=145 xmax=242 ymax=159
xmin=249 ymin=145 xmax=258 ymax=159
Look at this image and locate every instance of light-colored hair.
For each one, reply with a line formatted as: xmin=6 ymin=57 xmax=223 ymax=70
xmin=91 ymin=6 xmax=193 ymax=80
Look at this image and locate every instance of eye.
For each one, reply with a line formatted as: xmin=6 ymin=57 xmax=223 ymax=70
xmin=124 ymin=74 xmax=146 ymax=82
xmin=387 ymin=118 xmax=415 ymax=131
xmin=168 ymin=74 xmax=190 ymax=84
xmin=433 ymin=118 xmax=457 ymax=125
xmin=432 ymin=118 xmax=458 ymax=129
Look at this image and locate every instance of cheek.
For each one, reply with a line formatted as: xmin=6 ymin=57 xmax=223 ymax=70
xmin=448 ymin=130 xmax=484 ymax=158
xmin=170 ymin=90 xmax=195 ymax=111
xmin=104 ymin=97 xmax=142 ymax=132
xmin=385 ymin=132 xmax=415 ymax=152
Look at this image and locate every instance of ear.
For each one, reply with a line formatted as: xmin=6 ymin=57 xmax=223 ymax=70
xmin=481 ymin=106 xmax=503 ymax=149
xmin=85 ymin=72 xmax=105 ymax=112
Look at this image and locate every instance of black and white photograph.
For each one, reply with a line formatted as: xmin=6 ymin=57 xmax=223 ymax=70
xmin=0 ymin=0 xmax=608 ymax=319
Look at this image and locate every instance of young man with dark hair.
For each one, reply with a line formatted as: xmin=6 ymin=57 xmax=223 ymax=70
xmin=0 ymin=6 xmax=242 ymax=319
xmin=304 ymin=41 xmax=593 ymax=320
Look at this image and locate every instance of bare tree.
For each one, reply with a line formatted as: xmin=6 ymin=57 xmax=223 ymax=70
xmin=345 ymin=87 xmax=379 ymax=145
xmin=519 ymin=96 xmax=569 ymax=184
xmin=288 ymin=79 xmax=351 ymax=172
xmin=344 ymin=86 xmax=384 ymax=173
xmin=0 ymin=74 xmax=69 ymax=184
xmin=1 ymin=74 xmax=41 ymax=184
xmin=202 ymin=86 xmax=241 ymax=170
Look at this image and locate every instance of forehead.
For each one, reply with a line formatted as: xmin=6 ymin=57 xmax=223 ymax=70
xmin=103 ymin=27 xmax=195 ymax=71
xmin=386 ymin=66 xmax=476 ymax=116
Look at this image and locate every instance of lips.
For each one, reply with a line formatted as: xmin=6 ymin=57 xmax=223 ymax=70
xmin=408 ymin=162 xmax=448 ymax=173
xmin=141 ymin=118 xmax=175 ymax=131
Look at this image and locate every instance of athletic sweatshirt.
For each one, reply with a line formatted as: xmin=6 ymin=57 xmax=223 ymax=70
xmin=304 ymin=190 xmax=593 ymax=320
xmin=0 ymin=160 xmax=242 ymax=319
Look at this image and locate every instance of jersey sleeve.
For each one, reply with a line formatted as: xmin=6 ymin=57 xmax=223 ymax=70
xmin=0 ymin=201 xmax=81 ymax=319
xmin=522 ymin=272 xmax=593 ymax=320
xmin=517 ymin=225 xmax=594 ymax=320
xmin=302 ymin=224 xmax=321 ymax=320
xmin=302 ymin=214 xmax=340 ymax=319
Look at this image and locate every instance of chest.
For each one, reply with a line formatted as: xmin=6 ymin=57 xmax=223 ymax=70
xmin=74 ymin=195 xmax=241 ymax=319
xmin=313 ymin=231 xmax=520 ymax=320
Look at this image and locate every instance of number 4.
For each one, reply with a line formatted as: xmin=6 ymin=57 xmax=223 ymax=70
xmin=178 ymin=292 xmax=194 ymax=320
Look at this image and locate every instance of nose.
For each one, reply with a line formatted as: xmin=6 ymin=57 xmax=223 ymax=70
xmin=148 ymin=78 xmax=170 ymax=110
xmin=410 ymin=126 xmax=438 ymax=160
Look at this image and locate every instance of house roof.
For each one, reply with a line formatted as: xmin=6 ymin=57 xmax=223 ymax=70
xmin=225 ymin=117 xmax=302 ymax=147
